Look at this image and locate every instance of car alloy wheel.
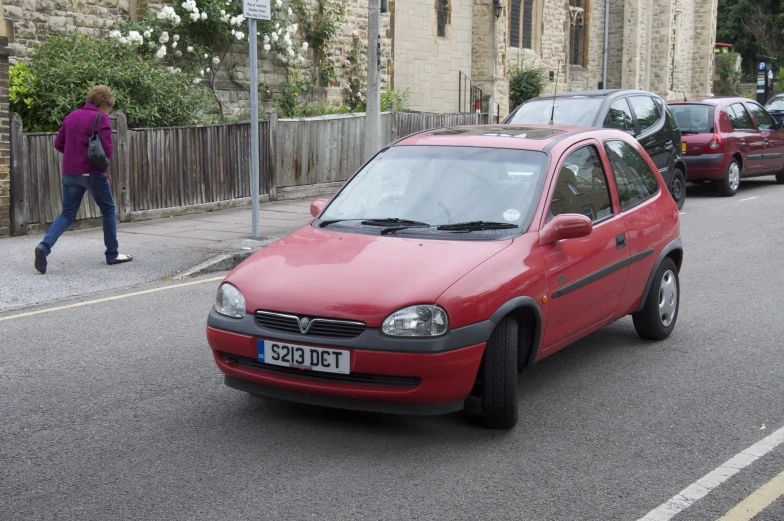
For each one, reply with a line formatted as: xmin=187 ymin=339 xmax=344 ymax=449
xmin=719 ymin=159 xmax=741 ymax=197
xmin=728 ymin=162 xmax=740 ymax=192
xmin=658 ymin=269 xmax=678 ymax=327
xmin=632 ymin=258 xmax=680 ymax=340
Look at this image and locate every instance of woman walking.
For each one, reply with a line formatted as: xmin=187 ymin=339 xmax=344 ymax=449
xmin=35 ymin=85 xmax=133 ymax=273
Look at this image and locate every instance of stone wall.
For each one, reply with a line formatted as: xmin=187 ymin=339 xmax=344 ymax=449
xmin=605 ymin=0 xmax=624 ymax=88
xmin=568 ymin=0 xmax=607 ymax=92
xmin=394 ymin=0 xmax=473 ymax=113
xmin=471 ymin=0 xmax=510 ymax=117
xmin=3 ymin=0 xmax=132 ymax=62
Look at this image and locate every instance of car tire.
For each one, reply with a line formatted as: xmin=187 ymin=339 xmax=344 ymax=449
xmin=670 ymin=167 xmax=686 ymax=210
xmin=718 ymin=159 xmax=741 ymax=197
xmin=480 ymin=317 xmax=519 ymax=429
xmin=632 ymin=258 xmax=680 ymax=341
xmin=517 ymin=321 xmax=533 ymax=373
xmin=776 ymin=171 xmax=784 ymax=184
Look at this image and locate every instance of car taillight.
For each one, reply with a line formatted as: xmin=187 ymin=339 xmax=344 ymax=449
xmin=708 ymin=134 xmax=723 ymax=152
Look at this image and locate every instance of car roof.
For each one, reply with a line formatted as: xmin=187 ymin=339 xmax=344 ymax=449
xmin=667 ymin=96 xmax=754 ymax=106
xmin=527 ymin=89 xmax=655 ymax=101
xmin=395 ymin=124 xmax=611 ymax=151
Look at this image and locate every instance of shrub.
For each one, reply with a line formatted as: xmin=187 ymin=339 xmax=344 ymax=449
xmin=9 ymin=62 xmax=40 ymax=131
xmin=508 ymin=61 xmax=547 ymax=109
xmin=714 ymin=52 xmax=742 ymax=96
xmin=273 ymin=71 xmax=310 ymax=117
xmin=381 ymin=85 xmax=410 ymax=112
xmin=15 ymin=33 xmax=214 ymax=130
xmin=342 ymin=31 xmax=366 ymax=111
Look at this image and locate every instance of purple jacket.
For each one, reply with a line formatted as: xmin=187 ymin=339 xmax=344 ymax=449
xmin=54 ymin=103 xmax=114 ymax=175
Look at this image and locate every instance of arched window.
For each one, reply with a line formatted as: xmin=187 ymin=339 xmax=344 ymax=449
xmin=437 ymin=0 xmax=450 ymax=38
xmin=569 ymin=0 xmax=587 ymax=66
xmin=509 ymin=0 xmax=540 ymax=50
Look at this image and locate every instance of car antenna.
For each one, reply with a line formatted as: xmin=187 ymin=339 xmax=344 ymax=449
xmin=683 ymin=91 xmax=687 ymax=102
xmin=549 ymin=59 xmax=561 ymax=126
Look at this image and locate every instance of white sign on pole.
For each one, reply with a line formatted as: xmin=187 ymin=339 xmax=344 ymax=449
xmin=243 ymin=0 xmax=271 ymax=19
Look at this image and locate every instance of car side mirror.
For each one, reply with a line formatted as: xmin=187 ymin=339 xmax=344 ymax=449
xmin=310 ymin=198 xmax=328 ymax=218
xmin=539 ymin=214 xmax=593 ymax=246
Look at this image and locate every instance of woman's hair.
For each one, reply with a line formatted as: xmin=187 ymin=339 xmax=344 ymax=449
xmin=86 ymin=86 xmax=116 ymax=110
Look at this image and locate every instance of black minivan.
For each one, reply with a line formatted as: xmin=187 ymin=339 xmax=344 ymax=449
xmin=505 ymin=90 xmax=687 ymax=209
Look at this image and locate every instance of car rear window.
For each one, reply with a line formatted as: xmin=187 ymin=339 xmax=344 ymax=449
xmin=766 ymin=98 xmax=784 ymax=111
xmin=669 ymin=104 xmax=715 ymax=133
xmin=507 ymin=98 xmax=604 ymax=126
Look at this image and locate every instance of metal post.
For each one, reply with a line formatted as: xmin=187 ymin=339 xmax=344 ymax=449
xmin=602 ymin=0 xmax=609 ymax=89
xmin=248 ymin=17 xmax=260 ymax=238
xmin=365 ymin=0 xmax=381 ymax=162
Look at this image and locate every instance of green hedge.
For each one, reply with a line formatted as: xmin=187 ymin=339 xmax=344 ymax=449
xmin=10 ymin=33 xmax=214 ymax=131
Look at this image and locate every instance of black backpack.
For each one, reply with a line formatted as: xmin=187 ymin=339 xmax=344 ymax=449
xmin=88 ymin=112 xmax=110 ymax=171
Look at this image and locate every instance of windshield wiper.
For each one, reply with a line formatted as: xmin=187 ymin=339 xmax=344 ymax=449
xmin=436 ymin=221 xmax=519 ymax=231
xmin=361 ymin=218 xmax=430 ymax=227
xmin=379 ymin=225 xmax=432 ymax=235
xmin=318 ymin=219 xmax=361 ymax=228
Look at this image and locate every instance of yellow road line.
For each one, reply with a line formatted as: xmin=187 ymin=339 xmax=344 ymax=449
xmin=0 ymin=276 xmax=224 ymax=322
xmin=716 ymin=469 xmax=784 ymax=521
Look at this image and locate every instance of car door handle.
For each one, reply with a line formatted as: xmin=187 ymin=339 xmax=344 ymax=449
xmin=616 ymin=234 xmax=627 ymax=250
xmin=740 ymin=138 xmax=746 ymax=144
xmin=665 ymin=141 xmax=674 ymax=150
xmin=764 ymin=138 xmax=769 ymax=144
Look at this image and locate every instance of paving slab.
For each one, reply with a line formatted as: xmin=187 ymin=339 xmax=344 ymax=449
xmin=0 ymin=198 xmax=316 ymax=312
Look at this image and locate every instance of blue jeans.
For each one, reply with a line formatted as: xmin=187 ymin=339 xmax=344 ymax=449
xmin=40 ymin=174 xmax=119 ymax=261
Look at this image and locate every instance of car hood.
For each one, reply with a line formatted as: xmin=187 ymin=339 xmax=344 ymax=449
xmin=225 ymin=225 xmax=513 ymax=326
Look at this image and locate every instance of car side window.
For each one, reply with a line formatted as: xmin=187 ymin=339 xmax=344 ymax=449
xmin=728 ymin=103 xmax=755 ymax=130
xmin=746 ymin=102 xmax=776 ymax=130
xmin=604 ymin=98 xmax=635 ymax=131
xmin=604 ymin=141 xmax=660 ymax=212
xmin=549 ymin=145 xmax=613 ymax=224
xmin=628 ymin=96 xmax=660 ymax=133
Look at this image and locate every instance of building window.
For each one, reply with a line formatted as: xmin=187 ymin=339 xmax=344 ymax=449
xmin=510 ymin=0 xmax=539 ymax=50
xmin=569 ymin=0 xmax=587 ymax=67
xmin=437 ymin=0 xmax=450 ymax=38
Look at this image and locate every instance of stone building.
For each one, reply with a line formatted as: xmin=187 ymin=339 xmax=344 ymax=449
xmin=388 ymin=0 xmax=719 ymax=117
xmin=1 ymin=0 xmax=718 ymax=120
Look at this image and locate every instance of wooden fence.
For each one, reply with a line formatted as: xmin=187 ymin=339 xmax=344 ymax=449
xmin=9 ymin=109 xmax=482 ymax=235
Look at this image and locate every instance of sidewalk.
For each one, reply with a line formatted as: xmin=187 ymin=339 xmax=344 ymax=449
xmin=0 ymin=199 xmax=314 ymax=313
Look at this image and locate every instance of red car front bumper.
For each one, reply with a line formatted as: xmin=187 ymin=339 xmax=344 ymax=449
xmin=207 ymin=326 xmax=486 ymax=415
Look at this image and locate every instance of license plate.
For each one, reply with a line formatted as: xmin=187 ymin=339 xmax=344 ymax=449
xmin=258 ymin=340 xmax=350 ymax=374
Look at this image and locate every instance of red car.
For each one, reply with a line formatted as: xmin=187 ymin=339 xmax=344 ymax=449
xmin=668 ymin=97 xmax=784 ymax=196
xmin=206 ymin=125 xmax=683 ymax=429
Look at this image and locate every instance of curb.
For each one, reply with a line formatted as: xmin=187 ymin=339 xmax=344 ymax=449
xmin=173 ymin=250 xmax=257 ymax=280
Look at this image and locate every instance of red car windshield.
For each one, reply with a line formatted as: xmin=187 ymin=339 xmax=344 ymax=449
xmin=320 ymin=146 xmax=549 ymax=231
xmin=669 ymin=104 xmax=715 ymax=133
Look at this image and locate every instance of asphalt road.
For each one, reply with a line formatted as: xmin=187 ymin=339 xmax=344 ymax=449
xmin=1 ymin=178 xmax=783 ymax=520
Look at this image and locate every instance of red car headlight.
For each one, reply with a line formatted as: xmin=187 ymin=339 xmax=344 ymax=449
xmin=381 ymin=305 xmax=449 ymax=337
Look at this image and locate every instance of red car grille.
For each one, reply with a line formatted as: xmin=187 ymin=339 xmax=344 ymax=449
xmin=223 ymin=354 xmax=420 ymax=388
xmin=254 ymin=311 xmax=366 ymax=338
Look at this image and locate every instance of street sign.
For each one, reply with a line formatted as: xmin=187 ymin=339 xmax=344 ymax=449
xmin=242 ymin=0 xmax=270 ymax=237
xmin=243 ymin=0 xmax=271 ymax=20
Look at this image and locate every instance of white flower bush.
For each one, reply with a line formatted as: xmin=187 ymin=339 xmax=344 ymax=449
xmin=127 ymin=30 xmax=144 ymax=46
xmin=109 ymin=0 xmax=317 ymax=117
xmin=157 ymin=6 xmax=181 ymax=25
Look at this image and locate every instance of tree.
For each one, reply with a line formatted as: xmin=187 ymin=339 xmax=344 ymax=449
xmin=717 ymin=0 xmax=784 ymax=75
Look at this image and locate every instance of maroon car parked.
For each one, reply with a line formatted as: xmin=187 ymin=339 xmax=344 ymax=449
xmin=668 ymin=97 xmax=784 ymax=196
